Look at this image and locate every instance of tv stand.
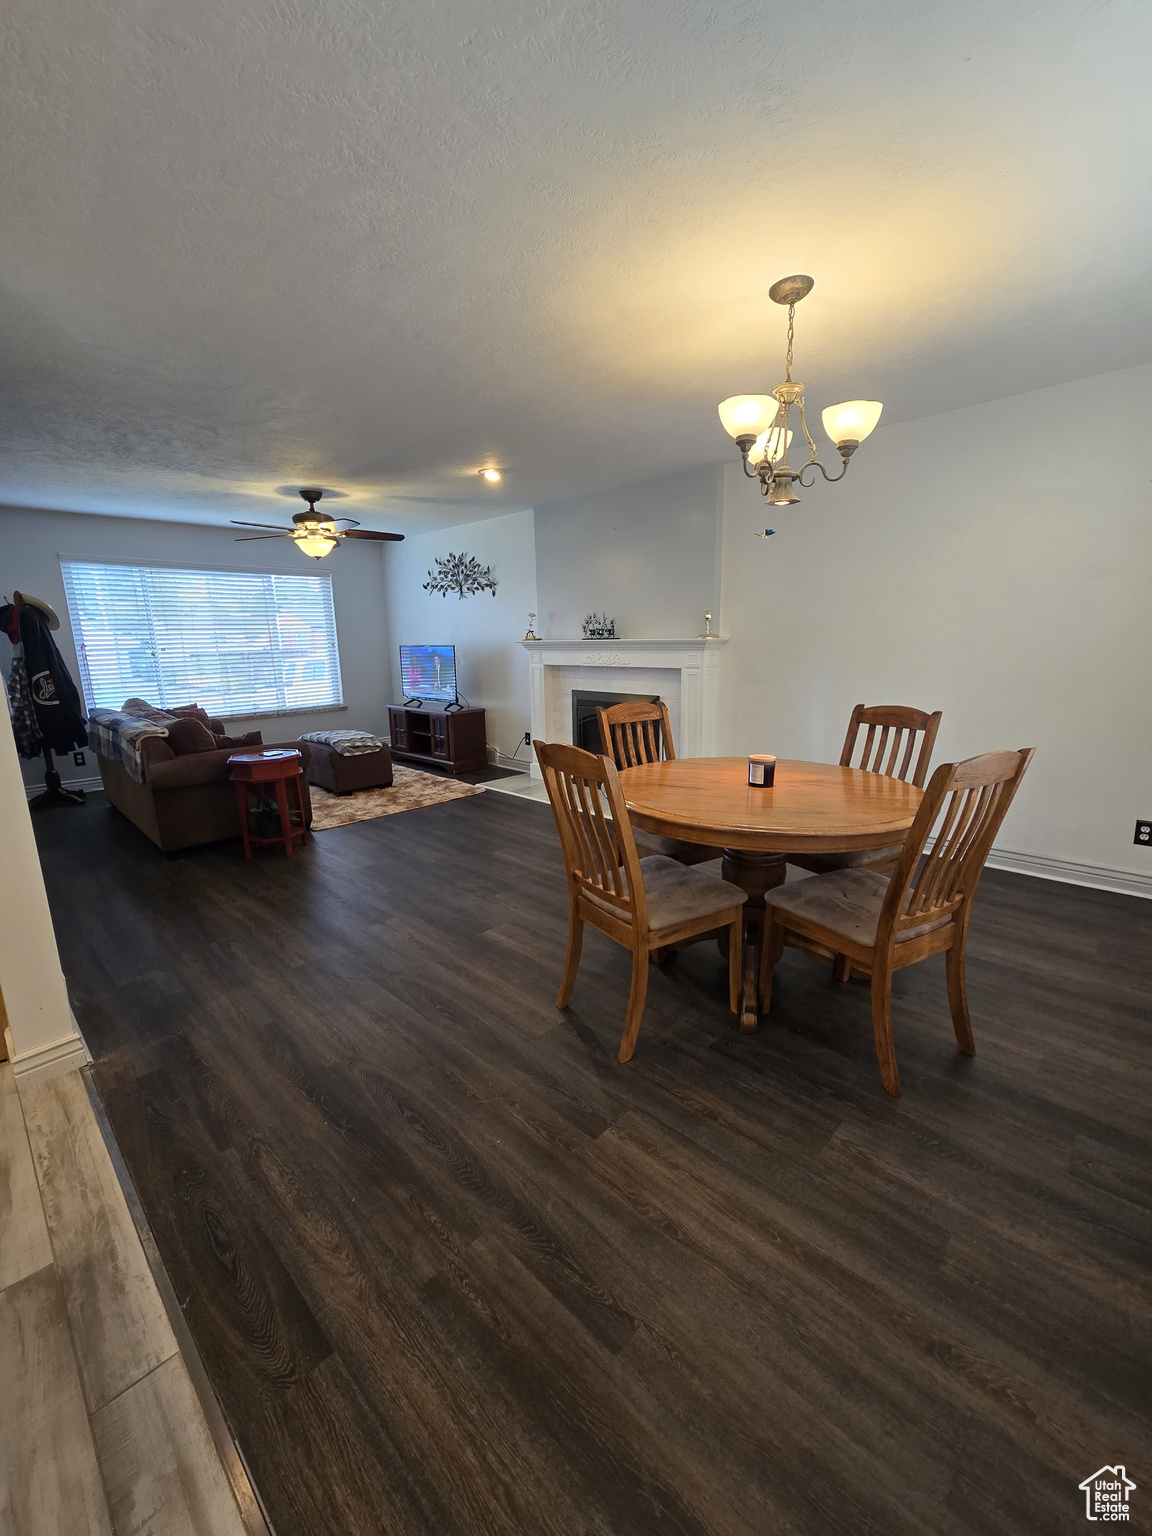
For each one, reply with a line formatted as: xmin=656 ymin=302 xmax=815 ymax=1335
xmin=388 ymin=703 xmax=487 ymax=775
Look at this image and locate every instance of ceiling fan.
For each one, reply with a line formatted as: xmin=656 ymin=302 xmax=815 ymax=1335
xmin=231 ymin=488 xmax=405 ymax=560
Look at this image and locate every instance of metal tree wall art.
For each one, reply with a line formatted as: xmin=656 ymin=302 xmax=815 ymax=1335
xmin=423 ymin=551 xmax=498 ymax=600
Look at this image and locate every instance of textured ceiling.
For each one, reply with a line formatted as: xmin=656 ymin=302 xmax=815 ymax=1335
xmin=1 ymin=0 xmax=1149 ymax=533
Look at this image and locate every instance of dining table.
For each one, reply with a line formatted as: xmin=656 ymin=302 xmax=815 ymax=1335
xmin=618 ymin=757 xmax=924 ymax=1029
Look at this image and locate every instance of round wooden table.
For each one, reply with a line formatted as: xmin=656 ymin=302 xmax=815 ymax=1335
xmin=618 ymin=758 xmax=923 ymax=1028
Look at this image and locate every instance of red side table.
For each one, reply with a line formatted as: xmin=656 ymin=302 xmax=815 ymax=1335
xmin=229 ymin=749 xmax=308 ymax=859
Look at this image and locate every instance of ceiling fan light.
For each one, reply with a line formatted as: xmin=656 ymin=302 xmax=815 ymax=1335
xmin=821 ymin=400 xmax=883 ymax=448
xmin=718 ymin=394 xmax=778 ymax=442
xmin=294 ymin=531 xmax=339 ymax=558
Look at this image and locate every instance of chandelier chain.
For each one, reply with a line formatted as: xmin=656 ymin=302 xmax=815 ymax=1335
xmin=785 ymin=304 xmax=795 ymax=383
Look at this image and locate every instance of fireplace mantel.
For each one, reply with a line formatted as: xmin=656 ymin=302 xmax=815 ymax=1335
xmin=520 ymin=637 xmax=727 ymax=653
xmin=521 ymin=638 xmax=726 ymax=774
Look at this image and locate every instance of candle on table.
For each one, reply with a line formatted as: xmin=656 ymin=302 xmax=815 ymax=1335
xmin=748 ymin=753 xmax=776 ymax=787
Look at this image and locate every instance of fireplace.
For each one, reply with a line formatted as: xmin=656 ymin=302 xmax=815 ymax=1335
xmin=572 ymin=690 xmax=659 ymax=754
xmin=521 ymin=638 xmax=727 ymax=777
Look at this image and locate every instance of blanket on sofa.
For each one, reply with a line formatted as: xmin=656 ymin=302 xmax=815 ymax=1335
xmin=88 ymin=707 xmax=169 ymax=782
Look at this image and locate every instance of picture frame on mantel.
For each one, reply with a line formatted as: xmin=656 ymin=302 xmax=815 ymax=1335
xmin=520 ymin=635 xmax=726 ymax=776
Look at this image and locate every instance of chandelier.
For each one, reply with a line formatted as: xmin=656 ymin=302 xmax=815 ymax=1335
xmin=718 ymin=275 xmax=882 ymax=512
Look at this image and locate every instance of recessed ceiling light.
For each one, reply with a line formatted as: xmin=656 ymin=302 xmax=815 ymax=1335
xmin=480 ymin=468 xmax=502 ymax=483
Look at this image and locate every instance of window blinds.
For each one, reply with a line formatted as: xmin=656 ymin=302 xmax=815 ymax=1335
xmin=60 ymin=560 xmax=344 ymax=719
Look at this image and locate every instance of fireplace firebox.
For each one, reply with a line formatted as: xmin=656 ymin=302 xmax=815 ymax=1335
xmin=572 ymin=690 xmax=660 ymax=754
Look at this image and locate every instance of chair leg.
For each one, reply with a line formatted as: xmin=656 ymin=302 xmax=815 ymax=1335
xmin=869 ymin=960 xmax=901 ymax=1096
xmin=833 ymin=954 xmax=852 ymax=983
xmin=728 ymin=911 xmax=742 ymax=1014
xmin=617 ymin=945 xmax=650 ymax=1063
xmin=556 ymin=909 xmax=584 ymax=1009
xmin=945 ymin=930 xmax=976 ymax=1056
xmin=758 ymin=911 xmax=785 ymax=1016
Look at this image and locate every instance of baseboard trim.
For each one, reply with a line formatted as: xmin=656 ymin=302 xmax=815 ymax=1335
xmin=24 ymin=774 xmax=104 ymax=798
xmin=6 ymin=1019 xmax=91 ymax=1089
xmin=490 ymin=751 xmax=531 ymax=773
xmin=985 ymin=847 xmax=1152 ymax=899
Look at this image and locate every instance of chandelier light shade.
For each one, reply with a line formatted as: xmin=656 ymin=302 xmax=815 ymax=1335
xmin=821 ymin=399 xmax=883 ymax=448
xmin=718 ymin=276 xmax=882 ymax=518
xmin=717 ymin=394 xmax=779 ymax=440
xmin=747 ymin=426 xmax=793 ymax=466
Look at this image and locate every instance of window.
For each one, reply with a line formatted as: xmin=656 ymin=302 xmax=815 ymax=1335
xmin=60 ymin=560 xmax=344 ymax=719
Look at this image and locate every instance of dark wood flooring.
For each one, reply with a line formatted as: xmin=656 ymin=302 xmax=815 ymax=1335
xmin=34 ymin=792 xmax=1152 ymax=1536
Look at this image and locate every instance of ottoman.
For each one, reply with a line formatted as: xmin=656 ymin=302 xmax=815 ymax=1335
xmin=305 ymin=738 xmax=394 ymax=795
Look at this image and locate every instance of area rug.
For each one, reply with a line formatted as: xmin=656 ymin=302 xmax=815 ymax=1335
xmin=308 ymin=764 xmax=485 ymax=830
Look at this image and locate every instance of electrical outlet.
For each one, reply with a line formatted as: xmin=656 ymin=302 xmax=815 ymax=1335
xmin=1136 ymin=819 xmax=1152 ymax=847
xmin=73 ymin=750 xmax=86 ymax=766
xmin=524 ymin=731 xmax=531 ymax=745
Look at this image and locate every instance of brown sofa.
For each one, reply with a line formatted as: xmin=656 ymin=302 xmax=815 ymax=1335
xmin=97 ymin=727 xmax=314 ymax=854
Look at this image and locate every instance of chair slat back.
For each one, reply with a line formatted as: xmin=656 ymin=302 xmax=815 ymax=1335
xmin=534 ymin=740 xmax=648 ymax=927
xmin=881 ymin=749 xmax=1034 ymax=939
xmin=841 ymin=704 xmax=943 ymax=788
xmin=597 ymin=700 xmax=675 ymax=769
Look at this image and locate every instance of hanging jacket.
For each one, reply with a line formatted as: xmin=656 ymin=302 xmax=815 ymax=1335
xmin=5 ymin=603 xmax=88 ymax=753
xmin=5 ymin=655 xmax=44 ymax=757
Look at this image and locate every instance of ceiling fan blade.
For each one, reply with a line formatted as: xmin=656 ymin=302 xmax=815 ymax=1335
xmin=234 ymin=533 xmax=291 ymax=541
xmin=342 ymin=528 xmax=405 ymax=541
xmin=231 ymin=520 xmax=293 ymax=531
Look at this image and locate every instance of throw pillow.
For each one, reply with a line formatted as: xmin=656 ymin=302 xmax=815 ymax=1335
xmin=164 ymin=716 xmax=218 ymax=755
xmin=214 ymin=730 xmax=263 ymax=750
xmin=170 ymin=704 xmax=213 ymax=728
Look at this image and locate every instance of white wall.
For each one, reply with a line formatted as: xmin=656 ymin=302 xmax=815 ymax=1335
xmin=718 ymin=361 xmax=1152 ymax=879
xmin=0 ymin=505 xmax=392 ymax=791
xmin=383 ymin=509 xmax=537 ymax=763
xmin=533 ymin=463 xmax=722 ymax=640
xmin=5 ymin=362 xmax=1147 ymax=879
xmin=0 ymin=675 xmax=83 ymax=1076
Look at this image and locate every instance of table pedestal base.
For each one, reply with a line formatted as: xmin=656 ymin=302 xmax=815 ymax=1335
xmin=721 ymin=849 xmax=788 ymax=1031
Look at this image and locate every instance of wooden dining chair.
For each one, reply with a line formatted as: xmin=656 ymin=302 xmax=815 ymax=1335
xmin=598 ymin=698 xmax=676 ymax=767
xmin=790 ymin=703 xmax=943 ymax=876
xmin=761 ymin=747 xmax=1034 ymax=1096
xmin=596 ymin=699 xmax=714 ymax=866
xmin=535 ymin=739 xmax=747 ymax=1063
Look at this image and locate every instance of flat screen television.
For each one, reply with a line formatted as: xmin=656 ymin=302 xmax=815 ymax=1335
xmin=400 ymin=644 xmax=458 ymax=704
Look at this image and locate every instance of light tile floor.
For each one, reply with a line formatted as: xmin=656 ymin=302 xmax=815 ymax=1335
xmin=481 ymin=772 xmax=551 ymax=803
xmin=0 ymin=1061 xmax=253 ymax=1536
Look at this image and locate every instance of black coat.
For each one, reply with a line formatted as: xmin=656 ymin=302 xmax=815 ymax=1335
xmin=4 ymin=604 xmax=89 ymax=754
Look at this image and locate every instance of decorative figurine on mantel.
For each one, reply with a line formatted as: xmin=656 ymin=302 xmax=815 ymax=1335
xmin=582 ymin=613 xmax=616 ymax=640
xmin=698 ymin=611 xmax=719 ymax=640
xmin=523 ymin=612 xmax=538 ymax=640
